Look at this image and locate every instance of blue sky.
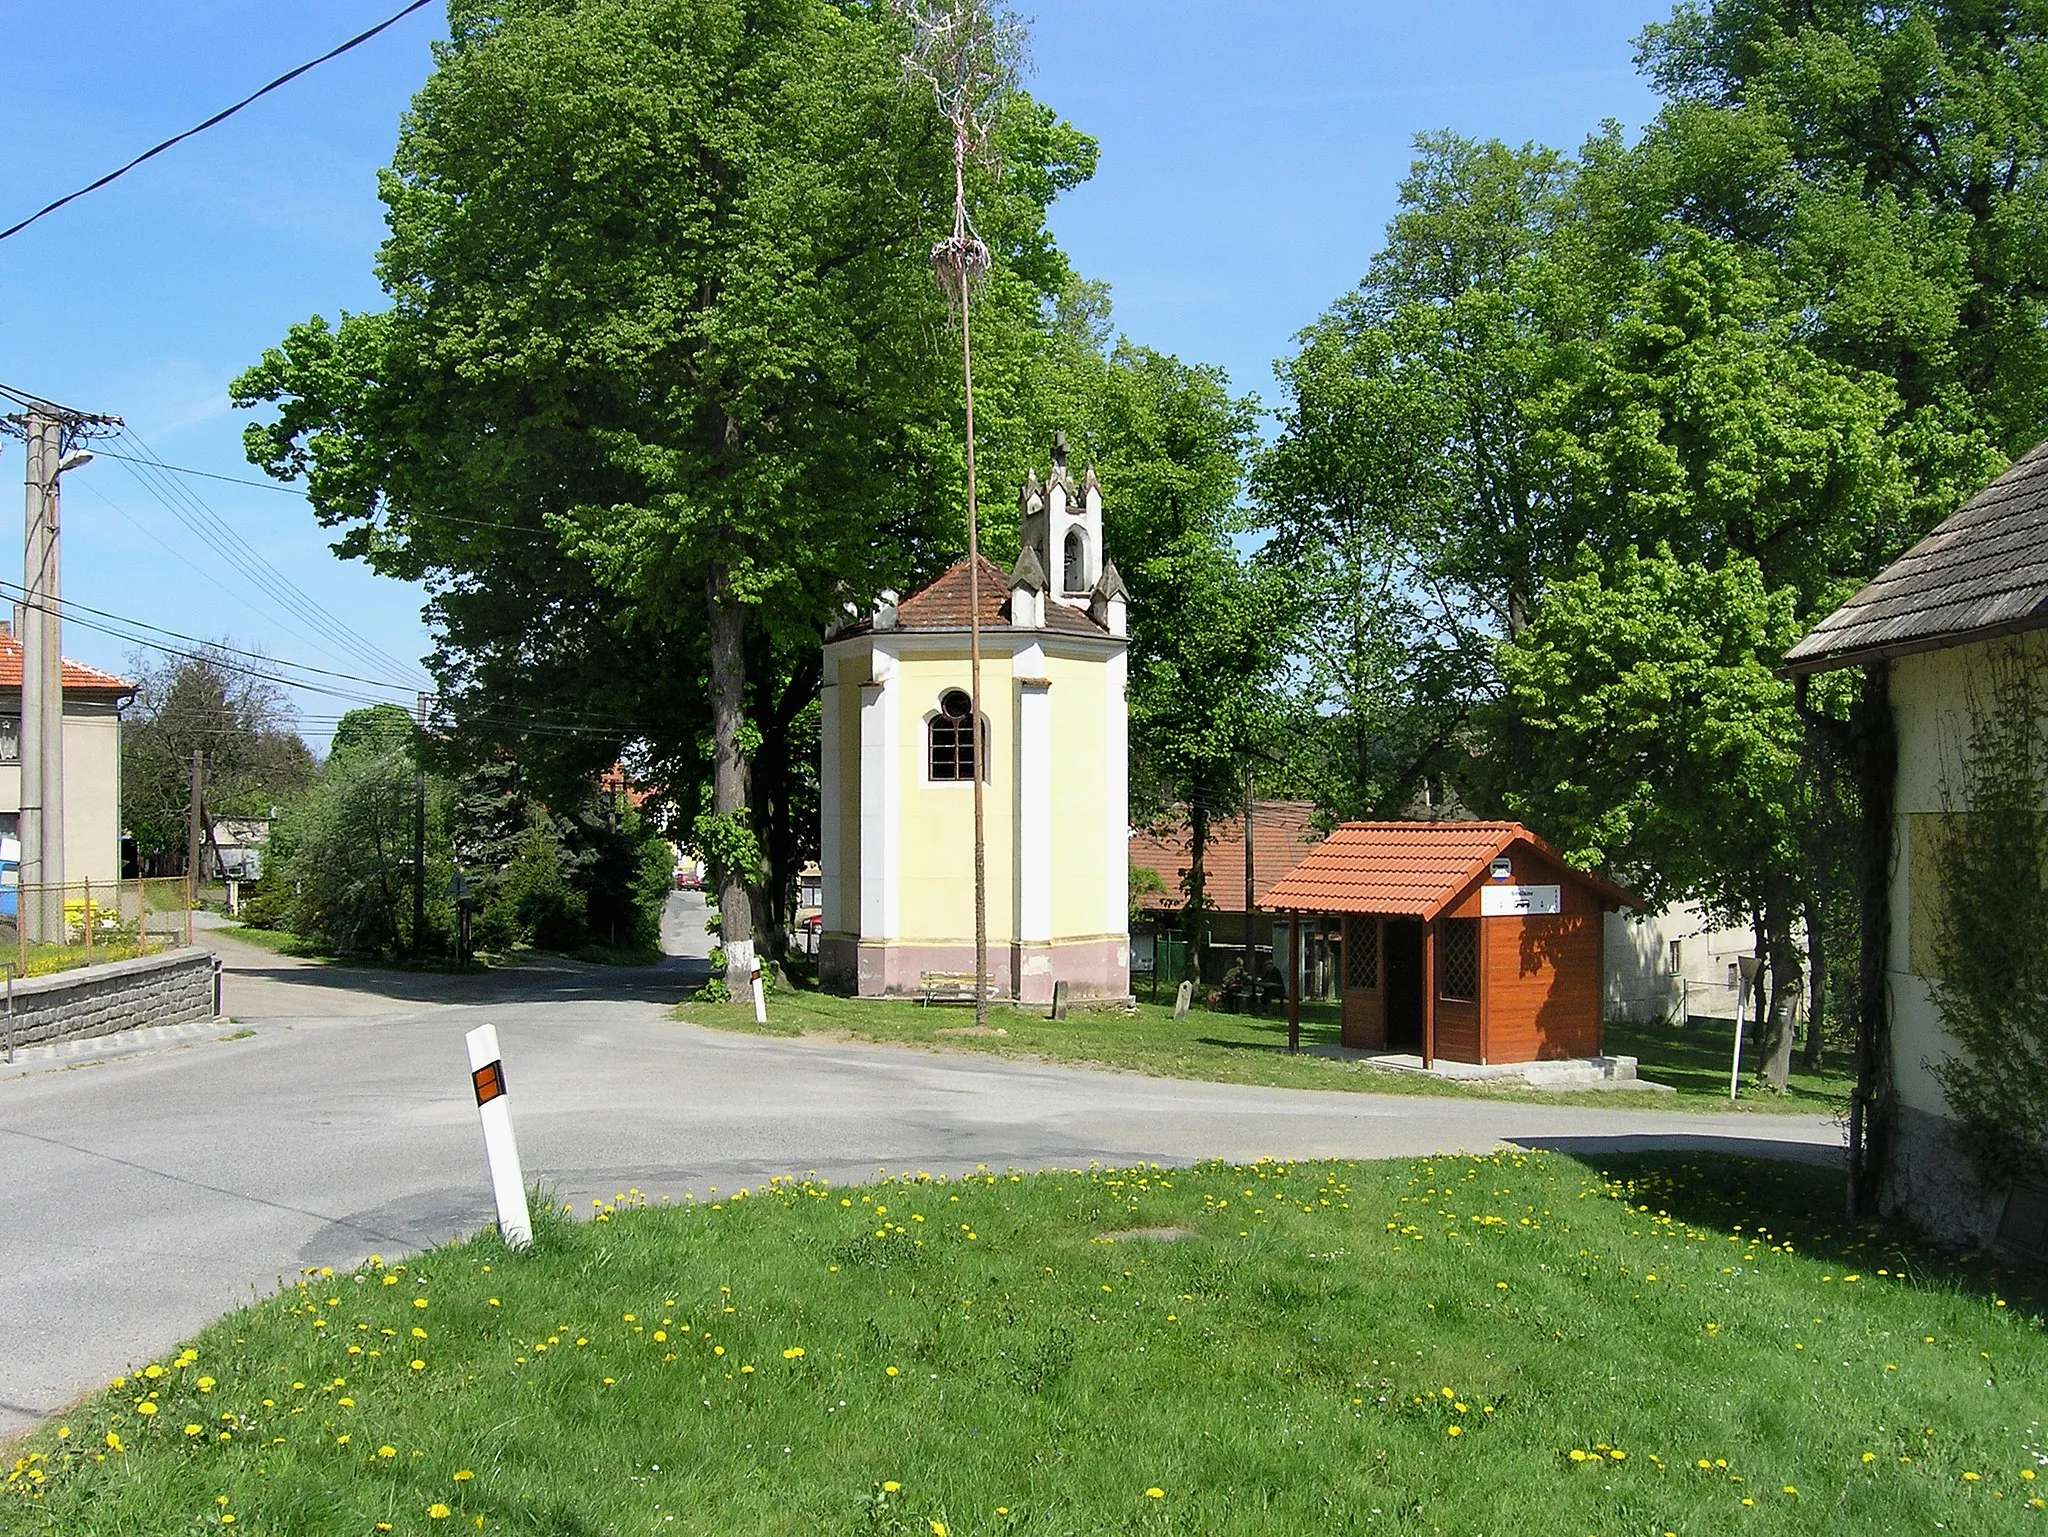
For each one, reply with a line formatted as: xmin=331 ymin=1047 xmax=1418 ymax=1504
xmin=0 ymin=1 xmax=1665 ymax=743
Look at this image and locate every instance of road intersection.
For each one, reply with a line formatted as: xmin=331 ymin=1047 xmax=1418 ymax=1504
xmin=0 ymin=897 xmax=1840 ymax=1437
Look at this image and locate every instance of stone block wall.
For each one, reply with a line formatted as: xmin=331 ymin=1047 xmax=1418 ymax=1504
xmin=2 ymin=948 xmax=219 ymax=1050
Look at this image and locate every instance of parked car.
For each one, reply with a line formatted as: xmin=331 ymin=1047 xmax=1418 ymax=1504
xmin=674 ymin=868 xmax=703 ymax=892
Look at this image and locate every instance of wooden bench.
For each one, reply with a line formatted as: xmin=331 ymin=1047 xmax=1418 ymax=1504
xmin=919 ymin=970 xmax=994 ymax=1006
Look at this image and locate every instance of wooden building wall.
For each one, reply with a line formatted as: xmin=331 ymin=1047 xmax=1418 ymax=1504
xmin=1325 ymin=838 xmax=1610 ymax=1064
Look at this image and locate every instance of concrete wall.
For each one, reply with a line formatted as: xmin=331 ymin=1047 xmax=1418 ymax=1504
xmin=2 ymin=947 xmax=217 ymax=1051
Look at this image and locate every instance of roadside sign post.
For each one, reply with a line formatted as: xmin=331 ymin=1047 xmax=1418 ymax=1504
xmin=1732 ymin=954 xmax=1763 ymax=1103
xmin=464 ymin=1023 xmax=532 ymax=1249
xmin=750 ymin=957 xmax=767 ymax=1025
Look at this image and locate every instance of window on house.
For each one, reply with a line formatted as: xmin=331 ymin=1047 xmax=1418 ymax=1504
xmin=1063 ymin=527 xmax=1087 ymax=593
xmin=1345 ymin=917 xmax=1379 ymax=989
xmin=1668 ymin=939 xmax=1682 ymax=974
xmin=1439 ymin=918 xmax=1478 ymax=1001
xmin=0 ymin=715 xmax=17 ymax=764
xmin=927 ymin=689 xmax=987 ymax=782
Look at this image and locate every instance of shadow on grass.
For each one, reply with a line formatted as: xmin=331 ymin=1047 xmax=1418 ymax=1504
xmin=1533 ymin=1145 xmax=2048 ymax=1318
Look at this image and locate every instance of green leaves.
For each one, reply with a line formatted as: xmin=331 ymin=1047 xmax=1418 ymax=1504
xmin=1483 ymin=545 xmax=1802 ymax=911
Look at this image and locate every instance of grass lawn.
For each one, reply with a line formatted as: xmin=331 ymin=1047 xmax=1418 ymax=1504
xmin=215 ymin=925 xmax=659 ymax=972
xmin=5 ymin=1152 xmax=2040 ymax=1535
xmin=680 ymin=989 xmax=1854 ymax=1114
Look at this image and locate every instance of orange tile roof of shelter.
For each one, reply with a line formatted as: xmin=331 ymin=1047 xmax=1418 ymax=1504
xmin=0 ymin=630 xmax=133 ymax=695
xmin=1258 ymin=820 xmax=1637 ymax=919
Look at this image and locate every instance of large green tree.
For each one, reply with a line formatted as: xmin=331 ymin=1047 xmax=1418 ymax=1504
xmin=1635 ymin=0 xmax=2048 ymax=451
xmin=234 ymin=0 xmax=1094 ymax=988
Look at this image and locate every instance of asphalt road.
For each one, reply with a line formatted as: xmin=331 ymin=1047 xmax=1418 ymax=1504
xmin=0 ymin=894 xmax=1842 ymax=1437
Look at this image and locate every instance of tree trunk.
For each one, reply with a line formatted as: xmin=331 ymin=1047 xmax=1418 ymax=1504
xmin=707 ymin=563 xmax=756 ymax=992
xmin=1757 ymin=879 xmax=1803 ymax=1091
xmin=1801 ymin=892 xmax=1827 ymax=1069
xmin=1185 ymin=800 xmax=1209 ymax=986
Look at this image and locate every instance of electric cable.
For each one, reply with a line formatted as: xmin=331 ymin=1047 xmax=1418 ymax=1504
xmin=91 ymin=450 xmax=555 ymax=539
xmin=110 ymin=430 xmax=433 ymax=690
xmin=0 ymin=0 xmax=437 ymax=245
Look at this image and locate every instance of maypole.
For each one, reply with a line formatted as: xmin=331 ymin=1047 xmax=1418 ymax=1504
xmin=897 ymin=0 xmax=1023 ymax=1029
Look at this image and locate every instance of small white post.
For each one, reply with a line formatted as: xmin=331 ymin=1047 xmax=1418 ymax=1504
xmin=750 ymin=957 xmax=767 ymax=1024
xmin=465 ymin=1023 xmax=532 ymax=1249
xmin=1730 ymin=954 xmax=1762 ymax=1103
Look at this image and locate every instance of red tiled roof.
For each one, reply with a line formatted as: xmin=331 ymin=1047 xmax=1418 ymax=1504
xmin=1258 ymin=820 xmax=1637 ymax=918
xmin=845 ymin=556 xmax=1111 ymax=638
xmin=1129 ymin=801 xmax=1325 ymax=913
xmin=0 ymin=631 xmax=133 ymax=694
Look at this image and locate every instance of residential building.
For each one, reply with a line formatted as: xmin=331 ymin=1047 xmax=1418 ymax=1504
xmin=1783 ymin=439 xmax=2048 ymax=1256
xmin=0 ymin=624 xmax=133 ymax=885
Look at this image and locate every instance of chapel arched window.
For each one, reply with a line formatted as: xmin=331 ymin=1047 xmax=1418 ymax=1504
xmin=1064 ymin=527 xmax=1088 ymax=593
xmin=928 ymin=689 xmax=987 ymax=782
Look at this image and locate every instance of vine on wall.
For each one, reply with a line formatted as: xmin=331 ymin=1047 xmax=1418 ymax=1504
xmin=1930 ymin=635 xmax=2048 ymax=1186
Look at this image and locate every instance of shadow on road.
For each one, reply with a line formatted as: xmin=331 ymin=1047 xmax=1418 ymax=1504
xmin=1517 ymin=1131 xmax=1844 ymax=1167
xmin=218 ymin=951 xmax=708 ymax=1010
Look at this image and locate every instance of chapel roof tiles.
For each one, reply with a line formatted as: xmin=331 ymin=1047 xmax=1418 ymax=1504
xmin=1783 ymin=439 xmax=2048 ymax=675
xmin=841 ymin=555 xmax=1113 ymax=639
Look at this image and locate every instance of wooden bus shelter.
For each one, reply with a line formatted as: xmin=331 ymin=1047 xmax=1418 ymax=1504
xmin=1259 ymin=822 xmax=1639 ymax=1066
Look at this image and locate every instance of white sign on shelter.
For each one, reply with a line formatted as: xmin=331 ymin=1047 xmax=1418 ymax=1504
xmin=1480 ymin=883 xmax=1562 ymax=917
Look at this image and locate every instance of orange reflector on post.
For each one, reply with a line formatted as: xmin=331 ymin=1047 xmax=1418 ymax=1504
xmin=472 ymin=1060 xmax=506 ymax=1106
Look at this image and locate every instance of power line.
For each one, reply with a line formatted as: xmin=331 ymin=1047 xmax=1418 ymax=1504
xmin=92 ymin=449 xmax=558 ymax=539
xmin=70 ymin=477 xmax=395 ymax=675
xmin=0 ymin=0 xmax=438 ymax=245
xmin=0 ymin=584 xmax=653 ymax=739
xmin=111 ymin=430 xmax=433 ymax=691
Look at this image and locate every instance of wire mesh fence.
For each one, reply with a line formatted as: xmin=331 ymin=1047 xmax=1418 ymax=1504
xmin=0 ymin=878 xmax=195 ymax=979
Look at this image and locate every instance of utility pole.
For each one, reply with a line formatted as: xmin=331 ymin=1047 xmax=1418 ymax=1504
xmin=3 ymin=396 xmax=118 ymax=944
xmin=413 ymin=692 xmax=429 ymax=955
xmin=187 ymin=748 xmax=206 ymax=903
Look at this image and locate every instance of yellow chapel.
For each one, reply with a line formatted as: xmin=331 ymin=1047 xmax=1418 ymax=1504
xmin=818 ymin=438 xmax=1131 ymax=1002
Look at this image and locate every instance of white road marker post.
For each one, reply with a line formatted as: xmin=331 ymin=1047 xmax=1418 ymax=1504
xmin=1731 ymin=954 xmax=1763 ymax=1104
xmin=465 ymin=1023 xmax=532 ymax=1250
xmin=750 ymin=956 xmax=767 ymax=1025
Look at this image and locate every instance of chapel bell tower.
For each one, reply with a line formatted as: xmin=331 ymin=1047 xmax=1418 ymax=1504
xmin=1018 ymin=431 xmax=1103 ymax=603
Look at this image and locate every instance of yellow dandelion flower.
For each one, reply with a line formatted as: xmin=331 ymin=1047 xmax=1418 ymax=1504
xmin=454 ymin=1470 xmax=474 ymax=1482
xmin=104 ymin=1433 xmax=123 ymax=1453
xmin=410 ymin=1360 xmax=427 ymax=1372
xmin=887 ymin=1365 xmax=900 ymax=1377
xmin=377 ymin=1446 xmax=397 ymax=1460
xmin=882 ymin=1481 xmax=901 ymax=1493
xmin=930 ymin=1524 xmax=946 ymax=1537
xmin=1446 ymin=1426 xmax=1463 ymax=1438
xmin=1963 ymin=1472 xmax=1981 ymax=1483
xmin=414 ymin=1298 xmax=429 ymax=1310
xmin=1145 ymin=1487 xmax=1165 ymax=1499
xmin=429 ymin=1504 xmax=451 ymax=1519
xmin=135 ymin=1402 xmax=158 ymax=1417
xmin=184 ymin=1424 xmax=203 ymax=1437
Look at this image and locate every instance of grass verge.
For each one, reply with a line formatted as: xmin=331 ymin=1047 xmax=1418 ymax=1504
xmin=4 ymin=1153 xmax=2039 ymax=1535
xmin=678 ymin=990 xmax=1853 ymax=1113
